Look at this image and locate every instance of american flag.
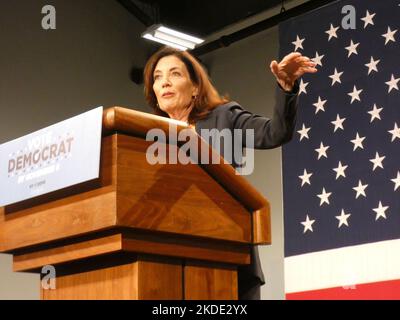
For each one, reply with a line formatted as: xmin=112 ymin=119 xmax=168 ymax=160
xmin=281 ymin=0 xmax=400 ymax=299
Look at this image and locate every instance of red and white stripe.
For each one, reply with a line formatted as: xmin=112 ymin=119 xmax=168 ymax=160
xmin=285 ymin=238 xmax=400 ymax=299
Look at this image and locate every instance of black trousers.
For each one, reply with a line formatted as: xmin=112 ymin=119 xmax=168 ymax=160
xmin=238 ymin=271 xmax=262 ymax=300
xmin=237 ymin=246 xmax=264 ymax=300
xmin=238 ymin=283 xmax=261 ymax=300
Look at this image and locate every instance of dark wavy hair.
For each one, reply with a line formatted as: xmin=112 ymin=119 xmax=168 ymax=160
xmin=143 ymin=46 xmax=229 ymax=124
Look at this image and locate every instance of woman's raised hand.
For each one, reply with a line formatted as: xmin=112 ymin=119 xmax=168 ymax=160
xmin=270 ymin=52 xmax=318 ymax=91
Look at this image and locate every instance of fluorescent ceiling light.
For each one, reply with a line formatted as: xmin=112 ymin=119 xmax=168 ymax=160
xmin=142 ymin=33 xmax=187 ymax=51
xmin=142 ymin=25 xmax=204 ymax=50
xmin=157 ymin=26 xmax=204 ymax=44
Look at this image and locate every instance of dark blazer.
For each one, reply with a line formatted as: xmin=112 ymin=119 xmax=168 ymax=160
xmin=194 ymin=81 xmax=299 ymax=299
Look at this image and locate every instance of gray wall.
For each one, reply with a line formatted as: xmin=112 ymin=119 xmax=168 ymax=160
xmin=203 ymin=27 xmax=285 ymax=300
xmin=202 ymin=0 xmax=306 ymax=299
xmin=0 ymin=0 xmax=150 ymax=300
xmin=0 ymin=0 xmax=305 ymax=300
xmin=0 ymin=0 xmax=150 ymax=145
xmin=0 ymin=254 xmax=39 ymax=300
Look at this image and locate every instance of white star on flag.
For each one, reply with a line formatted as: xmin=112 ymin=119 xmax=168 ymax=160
xmin=382 ymin=26 xmax=397 ymax=45
xmin=312 ymin=51 xmax=324 ymax=67
xmin=369 ymin=152 xmax=385 ymax=171
xmin=351 ymin=132 xmax=366 ymax=150
xmin=336 ymin=209 xmax=351 ymax=228
xmin=367 ymin=104 xmax=383 ymax=122
xmin=391 ymin=171 xmax=400 ymax=191
xmin=299 ymin=78 xmax=309 ymax=95
xmin=353 ymin=180 xmax=368 ymax=199
xmin=385 ymin=74 xmax=400 ymax=92
xmin=348 ymin=85 xmax=363 ymax=103
xmin=333 ymin=161 xmax=348 ymax=179
xmin=331 ymin=114 xmax=346 ymax=132
xmin=365 ymin=56 xmax=380 ymax=75
xmin=317 ymin=187 xmax=332 ymax=206
xmin=292 ymin=35 xmax=305 ymax=51
xmin=299 ymin=169 xmax=313 ymax=187
xmin=315 ymin=142 xmax=329 ymax=159
xmin=325 ymin=24 xmax=339 ymax=41
xmin=301 ymin=215 xmax=315 ymax=233
xmin=361 ymin=10 xmax=376 ymax=28
xmin=372 ymin=201 xmax=389 ymax=220
xmin=388 ymin=123 xmax=400 ymax=141
xmin=297 ymin=123 xmax=311 ymax=141
xmin=329 ymin=68 xmax=343 ymax=86
xmin=313 ymin=96 xmax=327 ymax=114
xmin=345 ymin=40 xmax=360 ymax=57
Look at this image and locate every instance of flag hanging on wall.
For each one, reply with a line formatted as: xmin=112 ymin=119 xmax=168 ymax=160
xmin=281 ymin=0 xmax=400 ymax=299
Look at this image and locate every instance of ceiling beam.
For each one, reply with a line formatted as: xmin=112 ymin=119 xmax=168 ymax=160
xmin=116 ymin=0 xmax=154 ymax=27
xmin=192 ymin=0 xmax=338 ymax=56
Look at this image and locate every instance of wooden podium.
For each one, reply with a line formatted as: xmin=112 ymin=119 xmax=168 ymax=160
xmin=0 ymin=107 xmax=271 ymax=300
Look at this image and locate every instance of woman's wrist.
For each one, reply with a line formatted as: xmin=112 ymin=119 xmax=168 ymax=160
xmin=277 ymin=78 xmax=295 ymax=92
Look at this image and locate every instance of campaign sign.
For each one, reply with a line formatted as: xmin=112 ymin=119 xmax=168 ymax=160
xmin=0 ymin=107 xmax=103 ymax=207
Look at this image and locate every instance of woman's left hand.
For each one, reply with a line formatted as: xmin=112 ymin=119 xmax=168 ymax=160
xmin=270 ymin=52 xmax=318 ymax=92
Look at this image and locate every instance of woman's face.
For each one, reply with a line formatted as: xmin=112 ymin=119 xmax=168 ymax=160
xmin=153 ymin=55 xmax=198 ymax=115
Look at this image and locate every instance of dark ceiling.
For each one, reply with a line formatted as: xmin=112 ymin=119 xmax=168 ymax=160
xmin=118 ymin=0 xmax=337 ymax=82
xmin=117 ymin=0 xmax=285 ymax=38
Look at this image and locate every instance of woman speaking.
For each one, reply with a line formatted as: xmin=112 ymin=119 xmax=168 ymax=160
xmin=143 ymin=46 xmax=317 ymax=299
